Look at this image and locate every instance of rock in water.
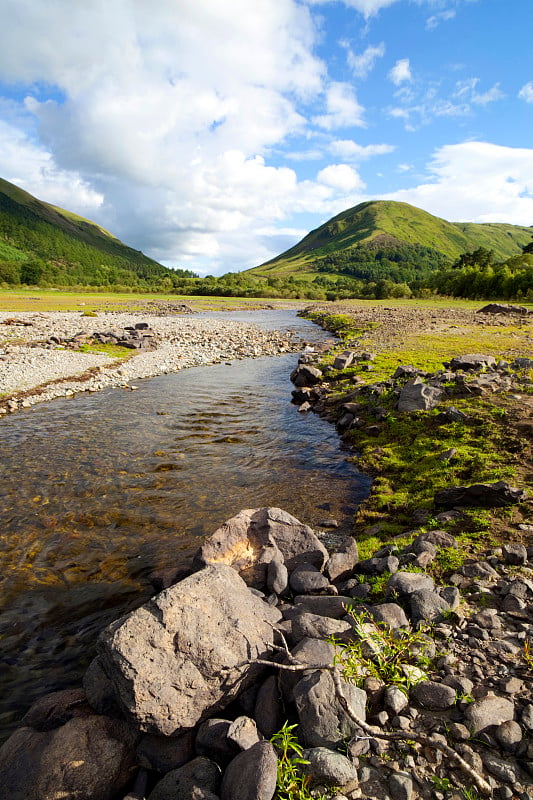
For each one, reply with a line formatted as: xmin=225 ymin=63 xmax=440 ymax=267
xmin=85 ymin=565 xmax=280 ymax=735
xmin=192 ymin=507 xmax=328 ymax=587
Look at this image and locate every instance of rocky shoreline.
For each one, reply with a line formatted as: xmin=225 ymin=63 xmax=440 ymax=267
xmin=0 ymin=310 xmax=300 ymax=413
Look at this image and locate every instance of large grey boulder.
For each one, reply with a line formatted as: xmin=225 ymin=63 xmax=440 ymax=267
xmin=397 ymin=377 xmax=443 ymax=412
xmin=0 ymin=715 xmax=137 ymax=800
xmin=464 ymin=694 xmax=515 ymax=734
xmin=435 ymin=481 xmax=527 ymax=509
xmin=192 ymin=508 xmax=328 ymax=587
xmin=86 ymin=565 xmax=280 ymax=735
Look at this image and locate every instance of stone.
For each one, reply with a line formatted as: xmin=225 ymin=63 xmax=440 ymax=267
xmin=333 ymin=351 xmax=356 ymax=370
xmin=494 ymin=720 xmax=522 ymax=751
xmin=0 ymin=715 xmax=137 ymax=800
xmin=481 ymin=751 xmax=525 ymax=784
xmin=192 ymin=508 xmax=328 ymax=587
xmin=293 ymin=594 xmax=352 ymax=618
xmin=220 ymin=741 xmax=277 ymax=800
xmin=137 ymin=730 xmax=195 ymax=772
xmin=253 ymin=676 xmax=284 ymax=739
xmin=289 ymin=562 xmax=333 ymax=594
xmin=478 ymin=303 xmax=528 ymax=315
xmin=281 ymin=637 xmax=336 ymax=702
xmin=415 ymin=530 xmax=459 ymax=550
xmin=410 ymin=681 xmax=456 ymax=710
xmin=148 ymin=757 xmax=222 ymax=800
xmin=387 ymin=572 xmax=435 ymax=597
xmin=291 ymin=612 xmax=353 ymax=644
xmin=409 ymin=590 xmax=451 ymax=623
xmin=449 ymin=354 xmax=497 ymax=371
xmin=435 ymin=406 xmax=469 ymax=424
xmin=464 ymin=694 xmax=515 ymax=734
xmin=434 ymin=481 xmax=527 ymax=509
xmin=290 ymin=363 xmax=323 ymax=387
xmin=365 ymin=603 xmax=410 ymax=629
xmin=227 ymin=716 xmax=262 ymax=751
xmin=294 ymin=669 xmax=367 ymax=748
xmin=385 ymin=686 xmax=409 ymax=715
xmin=397 ymin=377 xmax=443 ymax=412
xmin=502 ymin=543 xmax=528 ymax=565
xmin=267 ymin=556 xmax=288 ymax=595
xmin=20 ymin=687 xmax=90 ymax=731
xmin=90 ymin=565 xmax=280 ymax=735
xmin=302 ymin=747 xmax=358 ymax=787
xmin=325 ymin=536 xmax=359 ymax=583
xmin=195 ymin=719 xmax=235 ymax=763
xmin=460 ymin=560 xmax=499 ymax=579
xmin=388 ymin=772 xmax=414 ymax=800
xmin=356 ymin=555 xmax=399 ymax=575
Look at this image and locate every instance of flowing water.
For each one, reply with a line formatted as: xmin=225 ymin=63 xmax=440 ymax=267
xmin=0 ymin=310 xmax=371 ymax=739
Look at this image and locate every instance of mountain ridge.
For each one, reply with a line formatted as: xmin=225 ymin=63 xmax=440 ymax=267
xmin=249 ymin=200 xmax=532 ymax=279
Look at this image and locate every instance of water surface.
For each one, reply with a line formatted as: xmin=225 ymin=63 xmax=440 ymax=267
xmin=0 ymin=311 xmax=371 ymax=738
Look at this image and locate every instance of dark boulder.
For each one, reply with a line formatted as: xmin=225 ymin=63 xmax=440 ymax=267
xmin=435 ymin=481 xmax=527 ymax=509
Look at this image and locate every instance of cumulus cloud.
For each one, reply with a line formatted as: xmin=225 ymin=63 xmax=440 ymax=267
xmin=313 ymin=82 xmax=366 ymax=130
xmin=518 ymin=82 xmax=533 ymax=103
xmin=317 ymin=163 xmax=365 ymax=191
xmin=306 ymin=0 xmax=401 ymax=17
xmin=384 ymin=142 xmax=533 ymax=224
xmin=0 ymin=117 xmax=104 ymax=213
xmin=347 ymin=43 xmax=386 ymax=78
xmin=389 ymin=58 xmax=412 ymax=86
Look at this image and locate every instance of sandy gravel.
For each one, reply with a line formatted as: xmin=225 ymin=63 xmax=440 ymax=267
xmin=0 ymin=311 xmax=300 ymax=413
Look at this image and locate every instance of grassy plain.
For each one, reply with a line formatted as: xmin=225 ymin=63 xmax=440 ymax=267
xmin=0 ymin=289 xmax=303 ymax=313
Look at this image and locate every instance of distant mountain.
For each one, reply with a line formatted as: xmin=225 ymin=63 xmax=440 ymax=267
xmin=0 ymin=177 xmax=180 ymax=287
xmin=248 ymin=200 xmax=532 ymax=282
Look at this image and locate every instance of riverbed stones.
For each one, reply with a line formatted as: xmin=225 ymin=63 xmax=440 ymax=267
xmin=449 ymin=354 xmax=497 ymax=371
xmin=464 ymin=694 xmax=515 ymax=734
xmin=0 ymin=714 xmax=137 ymax=800
xmin=220 ymin=740 xmax=278 ymax=800
xmin=302 ymin=746 xmax=358 ymax=787
xmin=325 ymin=535 xmax=359 ymax=582
xmin=294 ymin=669 xmax=367 ymax=748
xmin=290 ymin=363 xmax=323 ymax=387
xmin=88 ymin=564 xmax=280 ymax=735
xmin=192 ymin=507 xmax=328 ymax=588
xmin=148 ymin=756 xmax=222 ymax=800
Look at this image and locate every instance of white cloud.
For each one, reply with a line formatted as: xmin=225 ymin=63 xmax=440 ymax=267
xmin=426 ymin=10 xmax=456 ymax=30
xmin=0 ymin=118 xmax=104 ymax=213
xmin=389 ymin=59 xmax=412 ymax=86
xmin=518 ymin=82 xmax=533 ymax=103
xmin=347 ymin=42 xmax=386 ymax=78
xmin=306 ymin=0 xmax=401 ymax=17
xmin=384 ymin=142 xmax=533 ymax=225
xmin=329 ymin=139 xmax=395 ymax=159
xmin=313 ymin=82 xmax=366 ymax=130
xmin=454 ymin=78 xmax=503 ymax=106
xmin=317 ymin=163 xmax=365 ymax=191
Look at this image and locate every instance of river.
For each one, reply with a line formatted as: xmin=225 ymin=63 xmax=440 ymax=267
xmin=0 ymin=310 xmax=371 ymax=740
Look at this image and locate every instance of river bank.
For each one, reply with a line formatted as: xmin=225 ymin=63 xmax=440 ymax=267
xmin=0 ymin=309 xmax=304 ymax=413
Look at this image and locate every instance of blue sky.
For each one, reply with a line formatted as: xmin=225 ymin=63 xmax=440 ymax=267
xmin=0 ymin=0 xmax=532 ymax=275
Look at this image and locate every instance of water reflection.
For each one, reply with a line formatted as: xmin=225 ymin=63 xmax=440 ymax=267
xmin=0 ymin=311 xmax=371 ymax=739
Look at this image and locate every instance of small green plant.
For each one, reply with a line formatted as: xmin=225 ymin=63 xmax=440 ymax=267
xmin=462 ymin=786 xmax=481 ymax=800
xmin=333 ymin=609 xmax=434 ymax=691
xmin=270 ymin=723 xmax=313 ymax=800
xmin=431 ymin=775 xmax=454 ymax=792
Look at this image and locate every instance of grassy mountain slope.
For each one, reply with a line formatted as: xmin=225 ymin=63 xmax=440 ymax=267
xmin=249 ymin=201 xmax=532 ymax=279
xmin=0 ymin=177 xmax=174 ymax=286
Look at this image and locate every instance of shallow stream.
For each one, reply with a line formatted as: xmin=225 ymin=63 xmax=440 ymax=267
xmin=0 ymin=310 xmax=371 ymax=739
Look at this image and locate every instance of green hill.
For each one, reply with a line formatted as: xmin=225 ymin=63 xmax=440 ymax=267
xmin=0 ymin=177 xmax=182 ymax=288
xmin=249 ymin=200 xmax=532 ymax=281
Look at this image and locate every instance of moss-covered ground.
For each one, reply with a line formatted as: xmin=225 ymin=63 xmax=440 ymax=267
xmin=303 ymin=302 xmax=533 ymax=567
